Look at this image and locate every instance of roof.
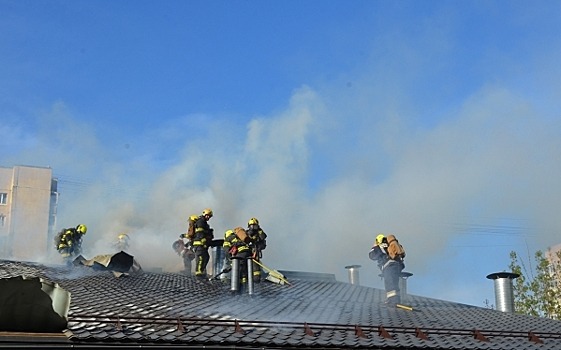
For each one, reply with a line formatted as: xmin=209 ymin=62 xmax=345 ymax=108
xmin=1 ymin=258 xmax=561 ymax=349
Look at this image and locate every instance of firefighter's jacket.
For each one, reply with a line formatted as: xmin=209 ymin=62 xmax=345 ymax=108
xmin=192 ymin=215 xmax=214 ymax=249
xmin=247 ymin=225 xmax=267 ymax=259
xmin=247 ymin=225 xmax=267 ymax=250
xmin=56 ymin=228 xmax=83 ymax=255
xmin=229 ymin=227 xmax=252 ymax=255
xmin=368 ymin=243 xmax=389 ymax=270
xmin=223 ymin=229 xmax=239 ymax=256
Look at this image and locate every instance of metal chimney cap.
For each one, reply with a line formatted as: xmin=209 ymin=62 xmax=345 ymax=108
xmin=486 ymin=272 xmax=520 ymax=280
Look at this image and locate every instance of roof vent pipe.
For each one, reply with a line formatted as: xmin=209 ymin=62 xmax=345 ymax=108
xmin=486 ymin=272 xmax=520 ymax=313
xmin=399 ymin=271 xmax=413 ymax=302
xmin=345 ymin=265 xmax=361 ymax=285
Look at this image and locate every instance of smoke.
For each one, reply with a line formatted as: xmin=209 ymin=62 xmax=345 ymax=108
xmin=2 ymin=25 xmax=561 ymax=306
xmin=4 ymin=81 xmax=561 ymax=291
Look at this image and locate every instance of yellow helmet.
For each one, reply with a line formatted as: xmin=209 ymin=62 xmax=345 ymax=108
xmin=202 ymin=208 xmax=213 ymax=217
xmin=248 ymin=217 xmax=259 ymax=226
xmin=189 ymin=214 xmax=198 ymax=222
xmin=375 ymin=234 xmax=385 ymax=245
xmin=76 ymin=224 xmax=87 ymax=235
xmin=118 ymin=233 xmax=129 ymax=240
xmin=224 ymin=229 xmax=234 ymax=237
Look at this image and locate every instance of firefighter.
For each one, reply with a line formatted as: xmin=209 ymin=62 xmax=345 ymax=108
xmin=172 ymin=214 xmax=199 ymax=275
xmin=192 ymin=208 xmax=214 ymax=278
xmin=55 ymin=224 xmax=88 ymax=264
xmin=368 ymin=233 xmax=402 ymax=306
xmin=115 ymin=233 xmax=130 ymax=251
xmin=179 ymin=214 xmax=199 ymax=242
xmin=221 ymin=228 xmax=238 ymax=280
xmin=231 ymin=226 xmax=253 ymax=286
xmin=172 ymin=237 xmax=195 ymax=274
xmin=246 ymin=217 xmax=267 ymax=282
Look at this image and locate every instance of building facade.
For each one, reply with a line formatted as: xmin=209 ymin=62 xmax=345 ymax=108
xmin=0 ymin=165 xmax=58 ymax=261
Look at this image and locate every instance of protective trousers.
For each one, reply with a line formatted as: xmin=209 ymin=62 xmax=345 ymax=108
xmin=382 ymin=260 xmax=401 ymax=306
xmin=194 ymin=246 xmax=209 ymax=277
xmin=251 ymin=257 xmax=262 ymax=282
xmin=234 ymin=250 xmax=252 ymax=284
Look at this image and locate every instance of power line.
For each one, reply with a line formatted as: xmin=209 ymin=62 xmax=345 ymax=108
xmin=54 ymin=174 xmax=149 ymax=200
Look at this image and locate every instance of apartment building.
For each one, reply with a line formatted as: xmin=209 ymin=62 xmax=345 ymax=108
xmin=0 ymin=165 xmax=58 ymax=261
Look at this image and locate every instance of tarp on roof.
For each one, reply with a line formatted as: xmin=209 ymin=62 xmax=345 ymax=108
xmin=74 ymin=251 xmax=143 ymax=277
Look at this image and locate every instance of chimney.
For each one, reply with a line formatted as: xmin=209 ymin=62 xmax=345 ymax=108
xmin=345 ymin=265 xmax=361 ymax=285
xmin=399 ymin=271 xmax=413 ymax=301
xmin=486 ymin=272 xmax=520 ymax=313
xmin=211 ymin=245 xmax=225 ymax=277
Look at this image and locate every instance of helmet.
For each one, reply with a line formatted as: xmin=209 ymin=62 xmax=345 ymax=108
xmin=118 ymin=233 xmax=129 ymax=240
xmin=248 ymin=217 xmax=259 ymax=226
xmin=202 ymin=208 xmax=213 ymax=217
xmin=76 ymin=224 xmax=87 ymax=235
xmin=375 ymin=234 xmax=385 ymax=245
xmin=189 ymin=214 xmax=198 ymax=222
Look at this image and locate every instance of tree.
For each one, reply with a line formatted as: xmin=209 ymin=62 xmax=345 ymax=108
xmin=509 ymin=249 xmax=561 ymax=319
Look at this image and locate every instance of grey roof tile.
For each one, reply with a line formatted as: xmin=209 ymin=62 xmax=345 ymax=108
xmin=2 ymin=259 xmax=561 ymax=349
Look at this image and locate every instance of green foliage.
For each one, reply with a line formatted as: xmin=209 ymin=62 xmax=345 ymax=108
xmin=509 ymin=249 xmax=561 ymax=319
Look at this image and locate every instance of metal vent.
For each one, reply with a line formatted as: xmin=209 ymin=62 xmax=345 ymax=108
xmin=345 ymin=265 xmax=361 ymax=285
xmin=486 ymin=272 xmax=520 ymax=313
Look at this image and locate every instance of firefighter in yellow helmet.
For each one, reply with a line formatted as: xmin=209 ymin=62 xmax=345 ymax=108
xmin=192 ymin=208 xmax=214 ymax=278
xmin=369 ymin=234 xmax=388 ymax=270
xmin=246 ymin=217 xmax=267 ymax=283
xmin=115 ymin=233 xmax=130 ymax=251
xmin=55 ymin=224 xmax=88 ymax=264
xmin=230 ymin=226 xmax=253 ymax=286
xmin=368 ymin=233 xmax=404 ymax=307
xmin=173 ymin=214 xmax=198 ymax=274
xmin=220 ymin=228 xmax=239 ymax=280
xmin=179 ymin=214 xmax=199 ymax=242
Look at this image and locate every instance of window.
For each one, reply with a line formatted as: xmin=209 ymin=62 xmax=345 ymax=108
xmin=0 ymin=214 xmax=4 ymax=227
xmin=0 ymin=193 xmax=6 ymax=205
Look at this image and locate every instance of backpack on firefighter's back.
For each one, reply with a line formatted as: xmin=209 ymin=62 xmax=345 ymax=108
xmin=386 ymin=234 xmax=405 ymax=260
xmin=185 ymin=214 xmax=198 ymax=240
xmin=233 ymin=226 xmax=249 ymax=243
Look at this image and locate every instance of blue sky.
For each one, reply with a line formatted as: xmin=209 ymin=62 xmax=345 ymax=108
xmin=2 ymin=1 xmax=561 ymax=307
